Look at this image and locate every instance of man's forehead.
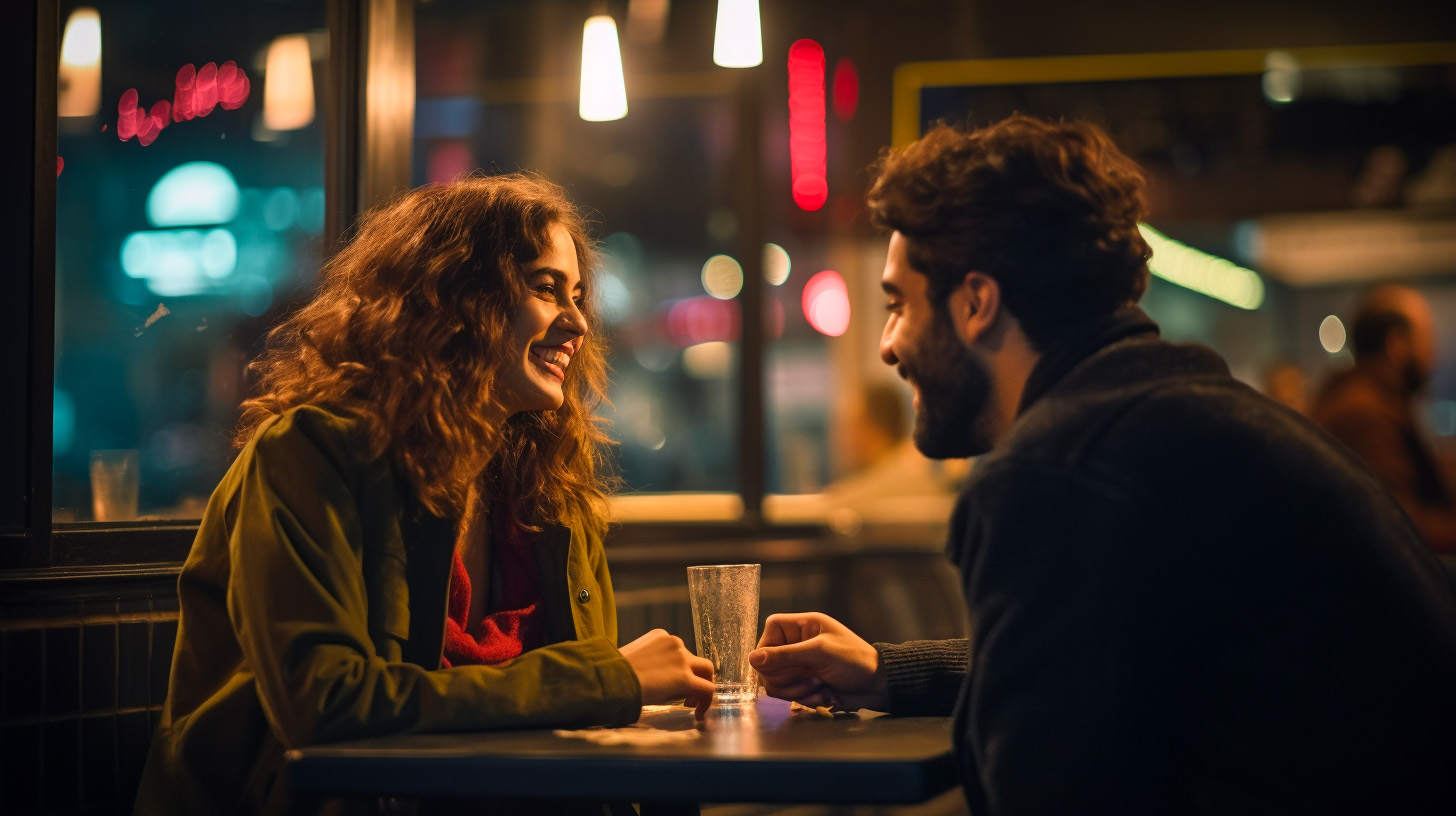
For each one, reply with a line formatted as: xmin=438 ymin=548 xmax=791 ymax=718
xmin=882 ymin=239 xmax=925 ymax=294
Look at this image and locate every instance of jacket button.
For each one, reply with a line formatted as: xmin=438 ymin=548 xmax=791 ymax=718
xmin=577 ymin=589 xmax=591 ymax=604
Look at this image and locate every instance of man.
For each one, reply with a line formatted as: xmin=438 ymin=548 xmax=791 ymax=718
xmin=750 ymin=115 xmax=1456 ymax=815
xmin=1311 ymin=285 xmax=1456 ymax=553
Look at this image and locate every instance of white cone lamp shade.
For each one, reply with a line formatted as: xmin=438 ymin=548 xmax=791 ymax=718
xmin=59 ymin=8 xmax=102 ymax=117
xmin=580 ymin=16 xmax=628 ymax=122
xmin=263 ymin=34 xmax=315 ymax=131
xmin=713 ymin=0 xmax=762 ymax=68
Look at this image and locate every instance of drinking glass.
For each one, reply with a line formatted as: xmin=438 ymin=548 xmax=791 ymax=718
xmin=90 ymin=449 xmax=140 ymax=521
xmin=686 ymin=563 xmax=761 ymax=707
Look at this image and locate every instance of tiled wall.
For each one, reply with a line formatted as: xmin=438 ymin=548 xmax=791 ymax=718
xmin=1 ymin=577 xmax=179 ymax=816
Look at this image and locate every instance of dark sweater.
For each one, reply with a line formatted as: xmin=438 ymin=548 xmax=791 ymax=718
xmin=878 ymin=307 xmax=1456 ymax=815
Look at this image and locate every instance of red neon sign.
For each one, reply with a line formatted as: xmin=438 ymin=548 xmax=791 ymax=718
xmin=118 ymin=61 xmax=251 ymax=147
xmin=787 ymin=39 xmax=827 ymax=212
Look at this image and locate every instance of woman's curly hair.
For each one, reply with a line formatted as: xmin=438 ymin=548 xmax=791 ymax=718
xmin=236 ymin=174 xmax=614 ymax=529
xmin=867 ymin=115 xmax=1152 ymax=349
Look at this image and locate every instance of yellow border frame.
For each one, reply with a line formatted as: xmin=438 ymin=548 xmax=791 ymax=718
xmin=891 ymin=41 xmax=1456 ymax=148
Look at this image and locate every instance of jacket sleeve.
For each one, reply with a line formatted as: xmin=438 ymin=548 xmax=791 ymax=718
xmin=875 ymin=639 xmax=968 ymax=716
xmin=957 ymin=463 xmax=1180 ymax=815
xmin=226 ymin=414 xmax=641 ymax=750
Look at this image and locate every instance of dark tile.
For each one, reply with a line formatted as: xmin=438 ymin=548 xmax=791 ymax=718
xmin=42 ymin=719 xmax=80 ymax=811
xmin=116 ymin=597 xmax=152 ymax=617
xmin=44 ymin=626 xmax=82 ymax=716
xmin=0 ymin=722 xmax=42 ymax=813
xmin=1 ymin=629 xmax=45 ymax=722
xmin=81 ymin=714 xmax=118 ymax=806
xmin=117 ymin=623 xmax=149 ymax=710
xmin=83 ymin=624 xmax=119 ymax=712
xmin=116 ymin=711 xmax=153 ymax=809
xmin=149 ymin=620 xmax=178 ymax=705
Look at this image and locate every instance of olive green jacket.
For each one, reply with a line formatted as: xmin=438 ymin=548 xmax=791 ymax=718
xmin=134 ymin=405 xmax=641 ymax=815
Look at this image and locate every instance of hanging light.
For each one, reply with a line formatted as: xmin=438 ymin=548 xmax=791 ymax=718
xmin=580 ymin=15 xmax=628 ymax=122
xmin=262 ymin=34 xmax=315 ymax=131
xmin=58 ymin=8 xmax=102 ymax=117
xmin=713 ymin=0 xmax=761 ymax=68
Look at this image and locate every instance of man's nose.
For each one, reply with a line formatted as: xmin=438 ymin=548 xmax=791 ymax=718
xmin=879 ymin=322 xmax=899 ymax=367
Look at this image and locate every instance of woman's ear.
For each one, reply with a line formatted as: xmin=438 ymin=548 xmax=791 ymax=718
xmin=948 ymin=271 xmax=1002 ymax=345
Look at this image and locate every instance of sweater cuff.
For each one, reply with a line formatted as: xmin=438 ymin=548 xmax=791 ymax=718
xmin=875 ymin=639 xmax=969 ymax=716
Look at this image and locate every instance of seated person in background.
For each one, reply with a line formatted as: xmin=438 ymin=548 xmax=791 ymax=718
xmin=825 ymin=380 xmax=963 ymax=507
xmin=750 ymin=115 xmax=1456 ymax=815
xmin=1311 ymin=284 xmax=1456 ymax=554
xmin=135 ymin=175 xmax=714 ymax=816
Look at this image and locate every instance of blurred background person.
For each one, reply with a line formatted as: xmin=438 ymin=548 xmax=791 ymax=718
xmin=1262 ymin=359 xmax=1310 ymax=415
xmin=826 ymin=380 xmax=962 ymax=507
xmin=1311 ymin=284 xmax=1456 ymax=555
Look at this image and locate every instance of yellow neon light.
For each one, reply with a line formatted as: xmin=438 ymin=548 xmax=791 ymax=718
xmin=1140 ymin=223 xmax=1264 ymax=310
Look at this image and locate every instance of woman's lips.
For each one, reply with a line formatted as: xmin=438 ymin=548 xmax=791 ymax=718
xmin=530 ymin=346 xmax=571 ymax=382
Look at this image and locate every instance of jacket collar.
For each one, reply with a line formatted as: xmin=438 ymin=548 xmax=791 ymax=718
xmin=1016 ymin=304 xmax=1161 ymax=415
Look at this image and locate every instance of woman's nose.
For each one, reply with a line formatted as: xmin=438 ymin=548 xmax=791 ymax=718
xmin=560 ymin=300 xmax=589 ymax=337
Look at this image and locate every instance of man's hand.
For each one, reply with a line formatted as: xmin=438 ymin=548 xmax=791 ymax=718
xmin=749 ymin=612 xmax=888 ymax=712
xmin=620 ymin=629 xmax=716 ymax=718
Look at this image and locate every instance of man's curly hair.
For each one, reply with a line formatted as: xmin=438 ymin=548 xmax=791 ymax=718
xmin=867 ymin=115 xmax=1152 ymax=349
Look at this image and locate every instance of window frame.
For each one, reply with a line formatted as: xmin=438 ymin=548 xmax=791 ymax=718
xmin=9 ymin=0 xmax=783 ymax=571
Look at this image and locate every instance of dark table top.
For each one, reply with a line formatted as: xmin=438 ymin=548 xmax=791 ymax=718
xmin=284 ymin=695 xmax=958 ymax=805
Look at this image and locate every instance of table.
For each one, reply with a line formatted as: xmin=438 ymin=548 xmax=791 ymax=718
xmin=284 ymin=695 xmax=959 ymax=814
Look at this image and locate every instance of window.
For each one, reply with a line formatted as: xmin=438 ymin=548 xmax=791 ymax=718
xmin=52 ymin=1 xmax=327 ymax=523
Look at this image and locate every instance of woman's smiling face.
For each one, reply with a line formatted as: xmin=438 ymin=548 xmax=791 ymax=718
xmin=497 ymin=221 xmax=589 ymax=416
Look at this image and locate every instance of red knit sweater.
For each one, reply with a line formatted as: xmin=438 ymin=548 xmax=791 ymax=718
xmin=440 ymin=520 xmax=543 ymax=667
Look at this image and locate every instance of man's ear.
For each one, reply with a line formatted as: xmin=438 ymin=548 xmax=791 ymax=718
xmin=947 ymin=271 xmax=1002 ymax=345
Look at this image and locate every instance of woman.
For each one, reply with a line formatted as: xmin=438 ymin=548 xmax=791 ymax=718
xmin=134 ymin=175 xmax=716 ymax=815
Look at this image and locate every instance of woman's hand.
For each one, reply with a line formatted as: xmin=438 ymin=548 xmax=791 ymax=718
xmin=620 ymin=629 xmax=716 ymax=718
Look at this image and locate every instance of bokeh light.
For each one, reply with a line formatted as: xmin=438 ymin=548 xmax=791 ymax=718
xmin=147 ymin=162 xmax=240 ymax=227
xmin=763 ymin=243 xmax=791 ymax=285
xmin=262 ymin=187 xmax=298 ymax=231
xmin=702 ymin=254 xmax=745 ymax=300
xmin=1320 ymin=315 xmax=1347 ymax=353
xmin=668 ymin=296 xmax=740 ymax=346
xmin=802 ymin=269 xmax=850 ymax=337
xmin=596 ymin=269 xmax=632 ymax=325
xmin=683 ymin=341 xmax=734 ymax=378
xmin=1262 ymin=51 xmax=1300 ymax=104
xmin=263 ymin=35 xmax=315 ymax=130
xmin=1140 ymin=223 xmax=1264 ymax=310
xmin=787 ymin=39 xmax=827 ymax=212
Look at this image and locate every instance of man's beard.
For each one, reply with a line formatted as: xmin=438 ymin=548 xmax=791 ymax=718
xmin=903 ymin=315 xmax=994 ymax=459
